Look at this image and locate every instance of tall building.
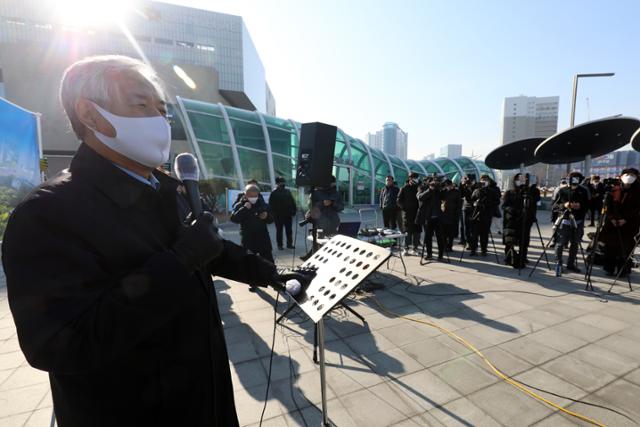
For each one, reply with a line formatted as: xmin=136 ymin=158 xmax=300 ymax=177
xmin=366 ymin=122 xmax=408 ymax=160
xmin=439 ymin=144 xmax=462 ymax=159
xmin=0 ymin=0 xmax=276 ymax=173
xmin=501 ymin=95 xmax=559 ymax=145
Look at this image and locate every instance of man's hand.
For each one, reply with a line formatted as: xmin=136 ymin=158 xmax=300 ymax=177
xmin=258 ymin=211 xmax=268 ymax=220
xmin=323 ymin=200 xmax=333 ymax=207
xmin=172 ymin=212 xmax=224 ymax=272
xmin=564 ymin=202 xmax=571 ymax=209
xmin=572 ymin=202 xmax=581 ymax=210
xmin=244 ymin=202 xmax=252 ymax=209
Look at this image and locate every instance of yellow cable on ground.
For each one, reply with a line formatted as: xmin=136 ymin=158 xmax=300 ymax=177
xmin=370 ymin=297 xmax=606 ymax=427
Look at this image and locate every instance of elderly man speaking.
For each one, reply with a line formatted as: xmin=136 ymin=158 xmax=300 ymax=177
xmin=1 ymin=55 xmax=283 ymax=426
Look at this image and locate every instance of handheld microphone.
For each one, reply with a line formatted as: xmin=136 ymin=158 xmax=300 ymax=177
xmin=174 ymin=153 xmax=202 ymax=218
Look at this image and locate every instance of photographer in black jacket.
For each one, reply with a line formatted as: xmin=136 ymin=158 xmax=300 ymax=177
xmin=231 ymin=184 xmax=275 ymax=262
xmin=552 ymin=171 xmax=589 ymax=274
xmin=441 ymin=179 xmax=461 ymax=252
xmin=469 ymin=175 xmax=500 ymax=256
xmin=502 ymin=173 xmax=540 ymax=268
xmin=416 ymin=176 xmax=445 ymax=260
xmin=380 ymin=175 xmax=400 ymax=229
xmin=397 ymin=172 xmax=421 ymax=255
xmin=459 ymin=175 xmax=477 ymax=247
xmin=269 ymin=176 xmax=296 ymax=250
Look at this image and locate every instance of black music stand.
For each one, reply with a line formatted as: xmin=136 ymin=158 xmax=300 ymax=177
xmin=285 ymin=235 xmax=390 ymax=426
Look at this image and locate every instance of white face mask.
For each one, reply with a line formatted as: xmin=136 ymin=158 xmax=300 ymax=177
xmin=90 ymin=102 xmax=171 ymax=168
xmin=621 ymin=174 xmax=636 ymax=185
xmin=481 ymin=181 xmax=489 ymax=187
xmin=247 ymin=197 xmax=258 ymax=204
xmin=516 ymin=179 xmax=526 ymax=187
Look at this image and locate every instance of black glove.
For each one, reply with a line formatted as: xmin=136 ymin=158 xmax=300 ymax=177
xmin=172 ymin=212 xmax=224 ymax=272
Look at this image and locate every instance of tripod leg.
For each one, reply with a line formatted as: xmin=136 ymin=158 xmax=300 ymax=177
xmin=535 ymin=221 xmax=551 ymax=269
xmin=276 ymin=303 xmax=297 ymax=324
xmin=528 ymin=227 xmax=558 ymax=278
xmin=341 ymin=302 xmax=366 ymax=324
xmin=489 ymin=231 xmax=500 ymax=264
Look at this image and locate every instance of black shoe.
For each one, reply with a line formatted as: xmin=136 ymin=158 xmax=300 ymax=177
xmin=278 ymin=246 xmax=284 ymax=250
xmin=287 ymin=245 xmax=295 ymax=249
xmin=249 ymin=286 xmax=257 ymax=293
xmin=481 ymin=251 xmax=488 ymax=257
xmin=470 ymin=251 xmax=477 ymax=257
xmin=300 ymin=252 xmax=312 ymax=261
xmin=425 ymin=254 xmax=433 ymax=260
xmin=438 ymin=255 xmax=444 ymax=261
xmin=604 ymin=270 xmax=615 ymax=277
xmin=566 ymin=264 xmax=581 ymax=273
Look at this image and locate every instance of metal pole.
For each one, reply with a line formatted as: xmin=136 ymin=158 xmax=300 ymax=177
xmin=317 ymin=318 xmax=329 ymax=426
xmin=567 ymin=75 xmax=579 ymax=175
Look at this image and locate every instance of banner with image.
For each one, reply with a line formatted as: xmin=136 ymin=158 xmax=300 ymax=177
xmin=0 ymin=97 xmax=42 ymax=237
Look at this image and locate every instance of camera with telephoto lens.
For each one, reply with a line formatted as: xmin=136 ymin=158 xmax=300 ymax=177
xmin=603 ymin=177 xmax=621 ymax=187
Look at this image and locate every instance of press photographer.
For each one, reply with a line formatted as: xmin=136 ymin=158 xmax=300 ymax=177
xmin=1 ymin=55 xmax=292 ymax=427
xmin=468 ymin=175 xmax=500 ymax=256
xmin=397 ymin=172 xmax=422 ymax=255
xmin=502 ymin=173 xmax=540 ymax=268
xmin=552 ymin=171 xmax=589 ymax=274
xmin=459 ymin=174 xmax=478 ymax=248
xmin=600 ymin=168 xmax=640 ymax=277
xmin=230 ymin=183 xmax=275 ymax=263
xmin=416 ymin=175 xmax=445 ymax=260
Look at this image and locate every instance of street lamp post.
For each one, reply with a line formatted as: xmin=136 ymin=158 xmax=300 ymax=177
xmin=567 ymin=72 xmax=615 ymax=176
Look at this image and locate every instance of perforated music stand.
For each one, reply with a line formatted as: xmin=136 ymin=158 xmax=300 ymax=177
xmin=289 ymin=235 xmax=390 ymax=426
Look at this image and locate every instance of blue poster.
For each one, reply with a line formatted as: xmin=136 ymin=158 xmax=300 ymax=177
xmin=0 ymin=97 xmax=41 ymax=236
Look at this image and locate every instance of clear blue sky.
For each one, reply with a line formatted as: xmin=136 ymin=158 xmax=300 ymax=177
xmin=167 ymin=0 xmax=640 ymax=160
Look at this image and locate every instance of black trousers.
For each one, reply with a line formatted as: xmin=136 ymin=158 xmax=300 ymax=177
xmin=470 ymin=219 xmax=491 ymax=252
xmin=423 ymin=218 xmax=445 ymax=257
xmin=589 ymin=202 xmax=602 ymax=225
xmin=462 ymin=209 xmax=473 ymax=244
xmin=274 ymin=216 xmax=293 ymax=247
xmin=382 ymin=208 xmax=399 ymax=229
xmin=504 ymin=224 xmax=532 ymax=266
xmin=603 ymin=227 xmax=635 ymax=275
xmin=555 ymin=222 xmax=584 ymax=267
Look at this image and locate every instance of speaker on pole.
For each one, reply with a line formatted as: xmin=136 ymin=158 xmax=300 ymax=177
xmin=295 ymin=122 xmax=337 ymax=188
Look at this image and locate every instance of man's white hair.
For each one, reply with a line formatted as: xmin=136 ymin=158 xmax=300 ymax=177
xmin=59 ymin=55 xmax=165 ymax=140
xmin=244 ymin=184 xmax=260 ymax=194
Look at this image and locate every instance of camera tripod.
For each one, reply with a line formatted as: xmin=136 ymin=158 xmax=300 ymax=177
xmin=529 ymin=208 xmax=587 ymax=278
xmin=607 ymin=230 xmax=639 ymax=293
xmin=583 ymin=192 xmax=630 ymax=291
xmin=505 ymin=188 xmax=551 ymax=275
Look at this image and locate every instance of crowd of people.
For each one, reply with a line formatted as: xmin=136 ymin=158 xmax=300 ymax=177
xmin=231 ymin=168 xmax=640 ymax=281
xmin=383 ymin=169 xmax=640 ymax=278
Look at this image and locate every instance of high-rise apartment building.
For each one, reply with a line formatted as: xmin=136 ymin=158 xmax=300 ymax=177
xmin=501 ymin=95 xmax=559 ymax=145
xmin=439 ymin=144 xmax=462 ymax=159
xmin=366 ymin=122 xmax=408 ymax=160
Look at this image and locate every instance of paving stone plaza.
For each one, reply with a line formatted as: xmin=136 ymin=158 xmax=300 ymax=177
xmin=0 ymin=214 xmax=639 ymax=426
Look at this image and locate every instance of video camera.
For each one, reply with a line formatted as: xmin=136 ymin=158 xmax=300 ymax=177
xmin=421 ymin=173 xmax=446 ymax=190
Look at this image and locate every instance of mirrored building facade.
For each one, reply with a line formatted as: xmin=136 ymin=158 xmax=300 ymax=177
xmin=175 ymin=97 xmax=495 ymax=208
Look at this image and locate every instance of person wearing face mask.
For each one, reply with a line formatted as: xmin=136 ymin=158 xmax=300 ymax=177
xmin=440 ymin=179 xmax=461 ymax=252
xmin=231 ymin=184 xmax=275 ymax=263
xmin=269 ymin=176 xmax=297 ymax=250
xmin=1 ymin=56 xmax=289 ymax=427
xmin=588 ymin=175 xmax=604 ymax=227
xmin=469 ymin=175 xmax=500 ymax=256
xmin=552 ymin=171 xmax=589 ymax=274
xmin=502 ymin=173 xmax=540 ymax=268
xmin=600 ymin=168 xmax=640 ymax=277
xmin=397 ymin=172 xmax=422 ymax=255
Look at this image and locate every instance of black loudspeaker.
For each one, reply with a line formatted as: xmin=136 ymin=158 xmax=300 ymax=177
xmin=296 ymin=122 xmax=337 ymax=187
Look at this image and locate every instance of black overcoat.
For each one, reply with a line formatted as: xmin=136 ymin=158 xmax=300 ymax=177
xmin=1 ymin=144 xmax=274 ymax=427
